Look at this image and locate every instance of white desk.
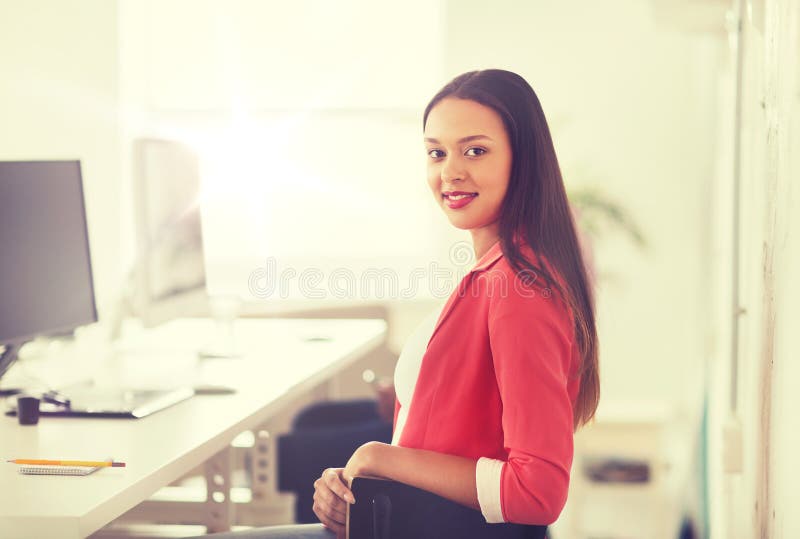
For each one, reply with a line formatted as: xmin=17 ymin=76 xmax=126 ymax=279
xmin=0 ymin=318 xmax=387 ymax=539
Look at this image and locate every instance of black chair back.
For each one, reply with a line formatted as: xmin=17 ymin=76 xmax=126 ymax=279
xmin=347 ymin=477 xmax=547 ymax=539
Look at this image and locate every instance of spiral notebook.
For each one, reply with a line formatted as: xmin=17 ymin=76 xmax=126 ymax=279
xmin=17 ymin=465 xmax=101 ymax=476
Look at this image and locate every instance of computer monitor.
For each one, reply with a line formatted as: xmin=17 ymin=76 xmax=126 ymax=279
xmin=131 ymin=138 xmax=208 ymax=327
xmin=0 ymin=161 xmax=98 ymax=383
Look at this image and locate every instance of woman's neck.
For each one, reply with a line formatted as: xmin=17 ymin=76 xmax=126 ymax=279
xmin=470 ymin=225 xmax=501 ymax=261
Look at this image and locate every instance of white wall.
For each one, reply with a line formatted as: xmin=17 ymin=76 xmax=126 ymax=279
xmin=0 ymin=0 xmax=122 ymax=320
xmin=707 ymin=0 xmax=800 ymax=537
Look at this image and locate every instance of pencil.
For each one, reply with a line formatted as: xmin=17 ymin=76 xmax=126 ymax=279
xmin=7 ymin=459 xmax=126 ymax=467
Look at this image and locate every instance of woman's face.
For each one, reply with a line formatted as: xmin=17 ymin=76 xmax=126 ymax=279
xmin=424 ymin=97 xmax=513 ymax=235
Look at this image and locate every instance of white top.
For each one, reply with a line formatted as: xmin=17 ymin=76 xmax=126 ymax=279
xmin=390 ymin=303 xmax=442 ymax=447
xmin=390 ymin=303 xmax=506 ymax=523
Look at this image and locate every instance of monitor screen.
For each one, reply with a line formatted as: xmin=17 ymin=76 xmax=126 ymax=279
xmin=0 ymin=161 xmax=98 ymax=344
xmin=132 ymin=138 xmax=207 ymax=327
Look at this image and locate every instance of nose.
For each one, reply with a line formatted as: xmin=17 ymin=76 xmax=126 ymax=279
xmin=440 ymin=156 xmax=465 ymax=184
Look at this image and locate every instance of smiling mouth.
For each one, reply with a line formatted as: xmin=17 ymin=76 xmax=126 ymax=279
xmin=442 ymin=192 xmax=478 ymax=210
xmin=442 ymin=193 xmax=478 ymax=201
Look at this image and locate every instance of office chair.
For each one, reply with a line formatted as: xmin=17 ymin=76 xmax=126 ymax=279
xmin=277 ymin=400 xmax=392 ymax=523
xmin=347 ymin=477 xmax=547 ymax=539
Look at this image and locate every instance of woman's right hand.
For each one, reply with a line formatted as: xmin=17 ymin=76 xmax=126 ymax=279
xmin=313 ymin=467 xmax=355 ymax=537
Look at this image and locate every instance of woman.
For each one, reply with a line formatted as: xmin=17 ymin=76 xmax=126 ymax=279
xmin=198 ymin=68 xmax=599 ymax=539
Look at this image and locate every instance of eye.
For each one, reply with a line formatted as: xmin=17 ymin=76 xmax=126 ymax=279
xmin=427 ymin=149 xmax=445 ymax=159
xmin=465 ymin=147 xmax=486 ymax=157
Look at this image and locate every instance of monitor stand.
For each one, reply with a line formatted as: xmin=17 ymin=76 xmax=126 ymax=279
xmin=0 ymin=342 xmax=73 ymax=406
xmin=0 ymin=342 xmax=24 ymax=383
xmin=196 ymin=318 xmax=242 ymax=359
xmin=197 ymin=296 xmax=243 ymax=359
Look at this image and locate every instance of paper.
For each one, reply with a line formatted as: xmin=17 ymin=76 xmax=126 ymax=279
xmin=17 ymin=465 xmax=101 ymax=476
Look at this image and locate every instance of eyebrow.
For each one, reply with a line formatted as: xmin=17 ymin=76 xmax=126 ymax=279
xmin=424 ymin=134 xmax=493 ymax=144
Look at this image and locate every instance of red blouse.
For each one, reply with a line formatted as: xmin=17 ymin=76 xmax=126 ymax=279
xmin=393 ymin=239 xmax=580 ymax=525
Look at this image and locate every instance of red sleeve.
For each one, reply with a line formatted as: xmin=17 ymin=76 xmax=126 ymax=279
xmin=487 ymin=270 xmax=575 ymax=525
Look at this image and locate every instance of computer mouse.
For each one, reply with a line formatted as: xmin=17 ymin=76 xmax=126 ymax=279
xmin=192 ymin=384 xmax=237 ymax=395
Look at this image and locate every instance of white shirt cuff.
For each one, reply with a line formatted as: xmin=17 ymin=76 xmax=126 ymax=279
xmin=476 ymin=457 xmax=505 ymax=523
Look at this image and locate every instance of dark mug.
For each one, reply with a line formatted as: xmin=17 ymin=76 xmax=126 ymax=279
xmin=17 ymin=396 xmax=41 ymax=425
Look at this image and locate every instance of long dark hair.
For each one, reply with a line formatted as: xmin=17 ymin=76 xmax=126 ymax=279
xmin=423 ymin=69 xmax=599 ymax=430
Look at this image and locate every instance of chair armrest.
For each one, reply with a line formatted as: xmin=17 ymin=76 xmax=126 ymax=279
xmin=346 ymin=476 xmax=547 ymax=539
